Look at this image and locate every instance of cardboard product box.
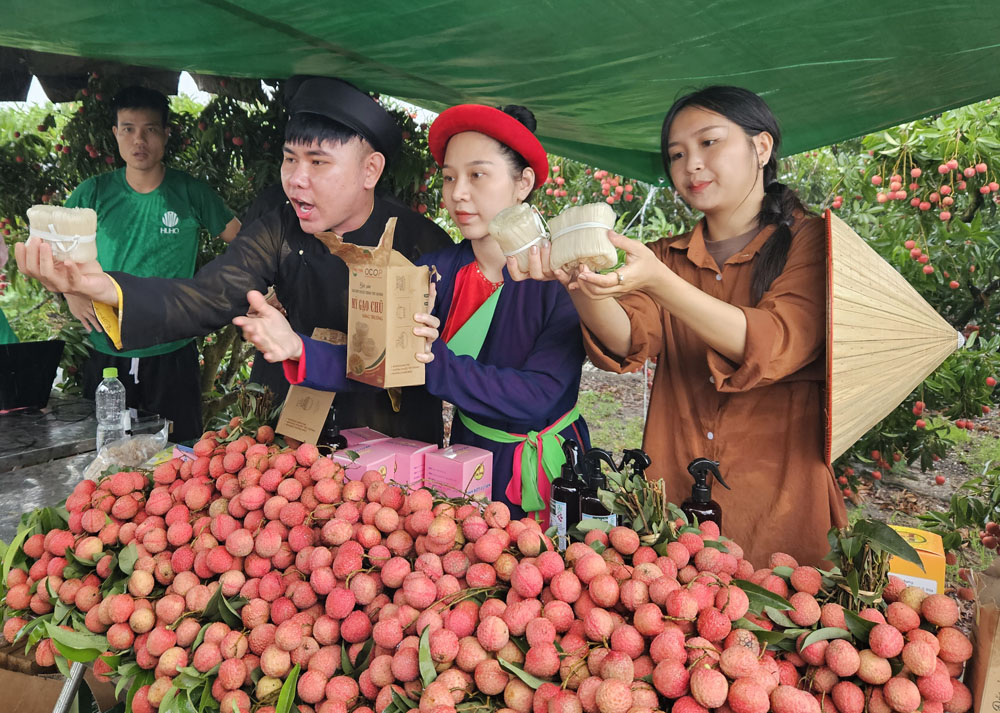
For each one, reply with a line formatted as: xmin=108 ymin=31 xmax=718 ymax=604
xmin=968 ymin=557 xmax=1000 ymax=713
xmin=333 ymin=442 xmax=399 ymax=484
xmin=383 ymin=437 xmax=436 ymax=488
xmin=276 ymin=328 xmax=347 ymax=445
xmin=341 ymin=427 xmax=390 ymax=448
xmin=0 ymin=642 xmax=118 ymax=712
xmin=316 ymin=217 xmax=430 ymax=389
xmin=888 ymin=526 xmax=945 ymax=594
xmin=424 ymin=444 xmax=493 ymax=499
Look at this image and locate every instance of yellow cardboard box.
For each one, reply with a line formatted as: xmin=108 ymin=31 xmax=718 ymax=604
xmin=888 ymin=526 xmax=945 ymax=595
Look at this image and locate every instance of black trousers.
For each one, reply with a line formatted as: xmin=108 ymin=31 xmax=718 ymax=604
xmin=81 ymin=341 xmax=203 ymax=443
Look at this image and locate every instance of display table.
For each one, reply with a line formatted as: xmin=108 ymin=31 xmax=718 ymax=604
xmin=0 ymin=393 xmax=167 ymax=541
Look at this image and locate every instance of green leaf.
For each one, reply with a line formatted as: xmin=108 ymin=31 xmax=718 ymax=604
xmin=391 ymin=689 xmax=417 ymax=711
xmin=859 ymin=520 xmax=924 ymax=569
xmin=275 ymin=663 xmax=300 ymax=713
xmin=734 ymin=617 xmax=794 ymax=646
xmin=341 ymin=644 xmax=354 ymax=675
xmin=52 ymin=639 xmax=104 ymax=664
xmin=352 ymin=637 xmax=375 ymax=675
xmin=574 ymin=519 xmax=611 ymax=534
xmin=191 ymin=622 xmax=212 ymax=652
xmin=118 ymin=544 xmax=138 ymax=576
xmin=200 ymin=585 xmax=246 ymax=628
xmin=498 ymin=656 xmax=546 ymax=690
xmin=701 ymin=540 xmax=730 ymax=553
xmin=418 ymin=626 xmax=438 ymax=687
xmin=158 ymin=686 xmax=180 ymax=713
xmin=846 ymin=569 xmax=860 ymax=599
xmin=597 ymin=490 xmax=618 ymax=514
xmin=45 ymin=621 xmax=108 ymax=652
xmin=771 ymin=565 xmax=794 ymax=579
xmin=733 ymin=580 xmax=793 ymax=613
xmin=53 ymin=651 xmax=72 ymax=678
xmin=800 ymin=627 xmax=852 ymax=650
xmin=115 ymin=662 xmax=142 ymax=698
xmin=843 ymin=610 xmax=877 ymax=643
xmin=764 ymin=606 xmax=797 ymax=629
xmin=199 ymin=678 xmax=217 ymax=712
xmin=666 ymin=503 xmax=689 ymax=526
xmin=2 ymin=527 xmax=33 ymax=590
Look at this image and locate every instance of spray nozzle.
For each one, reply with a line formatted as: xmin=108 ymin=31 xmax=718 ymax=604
xmin=561 ymin=439 xmax=583 ymax=478
xmin=583 ymin=448 xmax=619 ymax=486
xmin=618 ymin=448 xmax=651 ymax=475
xmin=686 ymin=458 xmax=729 ymax=504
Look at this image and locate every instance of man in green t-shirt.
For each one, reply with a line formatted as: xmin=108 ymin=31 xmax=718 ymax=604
xmin=64 ymin=86 xmax=240 ymax=441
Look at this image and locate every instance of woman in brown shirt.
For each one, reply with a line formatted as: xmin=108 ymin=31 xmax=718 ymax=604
xmin=510 ymin=86 xmax=847 ymax=567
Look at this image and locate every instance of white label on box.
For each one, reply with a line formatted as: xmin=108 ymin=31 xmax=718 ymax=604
xmin=895 ymin=573 xmax=939 ymax=595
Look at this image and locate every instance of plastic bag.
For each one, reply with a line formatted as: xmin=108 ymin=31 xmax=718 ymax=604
xmin=83 ymin=421 xmax=170 ymax=481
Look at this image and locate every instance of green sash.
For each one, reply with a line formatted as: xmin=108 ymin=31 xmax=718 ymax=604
xmin=446 ymin=285 xmax=503 ymax=359
xmin=445 ymin=283 xmax=579 ymax=516
xmin=0 ymin=308 xmax=18 ymax=345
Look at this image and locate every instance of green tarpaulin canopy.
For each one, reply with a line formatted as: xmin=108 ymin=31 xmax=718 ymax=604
xmin=2 ymin=2 xmax=999 ymax=182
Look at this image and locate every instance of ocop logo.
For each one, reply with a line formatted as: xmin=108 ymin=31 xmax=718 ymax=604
xmin=160 ymin=211 xmax=180 ymax=235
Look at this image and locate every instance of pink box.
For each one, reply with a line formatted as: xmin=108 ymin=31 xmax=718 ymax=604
xmin=382 ymin=438 xmax=437 ymax=488
xmin=332 ymin=442 xmax=399 ymax=484
xmin=424 ymin=445 xmax=493 ymax=499
xmin=341 ymin=427 xmax=389 ymax=448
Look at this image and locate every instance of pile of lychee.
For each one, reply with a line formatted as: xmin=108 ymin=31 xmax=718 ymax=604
xmin=0 ymin=421 xmax=976 ymax=713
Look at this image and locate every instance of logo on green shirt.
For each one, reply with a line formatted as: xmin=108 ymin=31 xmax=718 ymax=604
xmin=161 ymin=210 xmax=180 ymax=234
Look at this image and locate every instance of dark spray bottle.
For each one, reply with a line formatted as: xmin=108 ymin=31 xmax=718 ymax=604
xmin=550 ymin=439 xmax=584 ymax=550
xmin=680 ymin=458 xmax=731 ymax=532
xmin=580 ymin=448 xmax=619 ymax=527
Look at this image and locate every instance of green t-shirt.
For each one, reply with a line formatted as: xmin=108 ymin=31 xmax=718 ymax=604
xmin=0 ymin=307 xmax=17 ymax=345
xmin=66 ymin=167 xmax=234 ymax=358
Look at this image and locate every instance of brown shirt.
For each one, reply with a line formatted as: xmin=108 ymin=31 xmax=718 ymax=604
xmin=703 ymin=227 xmax=757 ymax=268
xmin=583 ymin=215 xmax=848 ymax=568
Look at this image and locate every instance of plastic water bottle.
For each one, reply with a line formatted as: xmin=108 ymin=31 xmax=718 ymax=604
xmin=95 ymin=367 xmax=126 ymax=451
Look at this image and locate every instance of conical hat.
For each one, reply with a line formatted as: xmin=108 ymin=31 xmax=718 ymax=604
xmin=825 ymin=211 xmax=961 ymax=463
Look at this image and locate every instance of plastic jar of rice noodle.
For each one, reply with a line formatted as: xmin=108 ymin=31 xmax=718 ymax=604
xmin=26 ymin=205 xmax=98 ymax=263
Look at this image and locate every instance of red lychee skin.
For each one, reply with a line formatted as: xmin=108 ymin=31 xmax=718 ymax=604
xmin=936 ymin=627 xmax=973 ymax=663
xmin=944 ymin=678 xmax=972 ymax=713
xmin=869 ymin=623 xmax=904 ymax=658
xmin=719 ymin=646 xmax=758 ymax=679
xmin=594 ymin=678 xmax=632 ymax=713
xmin=477 ymin=616 xmax=510 ymax=652
xmin=857 ymin=649 xmax=892 ymax=685
xmin=824 ymin=638 xmax=860 ymax=677
xmin=901 ymin=640 xmax=937 ymax=676
xmin=921 ymin=594 xmax=960 ymax=628
xmin=886 ymin=601 xmax=921 ymax=632
xmin=696 ymin=607 xmax=731 ymax=642
xmin=883 ymin=676 xmax=921 ymax=713
xmin=727 ymin=678 xmax=769 ymax=713
xmin=831 ymin=681 xmax=864 ymax=713
xmin=788 ymin=592 xmax=821 ymax=626
xmin=770 ymin=685 xmax=820 ymax=713
xmin=689 ymin=666 xmax=728 ymax=709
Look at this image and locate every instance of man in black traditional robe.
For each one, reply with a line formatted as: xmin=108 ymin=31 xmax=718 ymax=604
xmin=17 ymin=76 xmax=452 ymax=444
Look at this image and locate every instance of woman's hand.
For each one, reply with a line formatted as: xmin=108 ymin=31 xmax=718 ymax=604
xmin=65 ymin=294 xmax=103 ymax=333
xmin=574 ymin=230 xmax=668 ymax=298
xmin=413 ymin=280 xmax=439 ymax=364
xmin=15 ymin=238 xmax=117 ymax=303
xmin=232 ymin=290 xmax=303 ymax=363
xmin=505 ymin=240 xmax=575 ymax=287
